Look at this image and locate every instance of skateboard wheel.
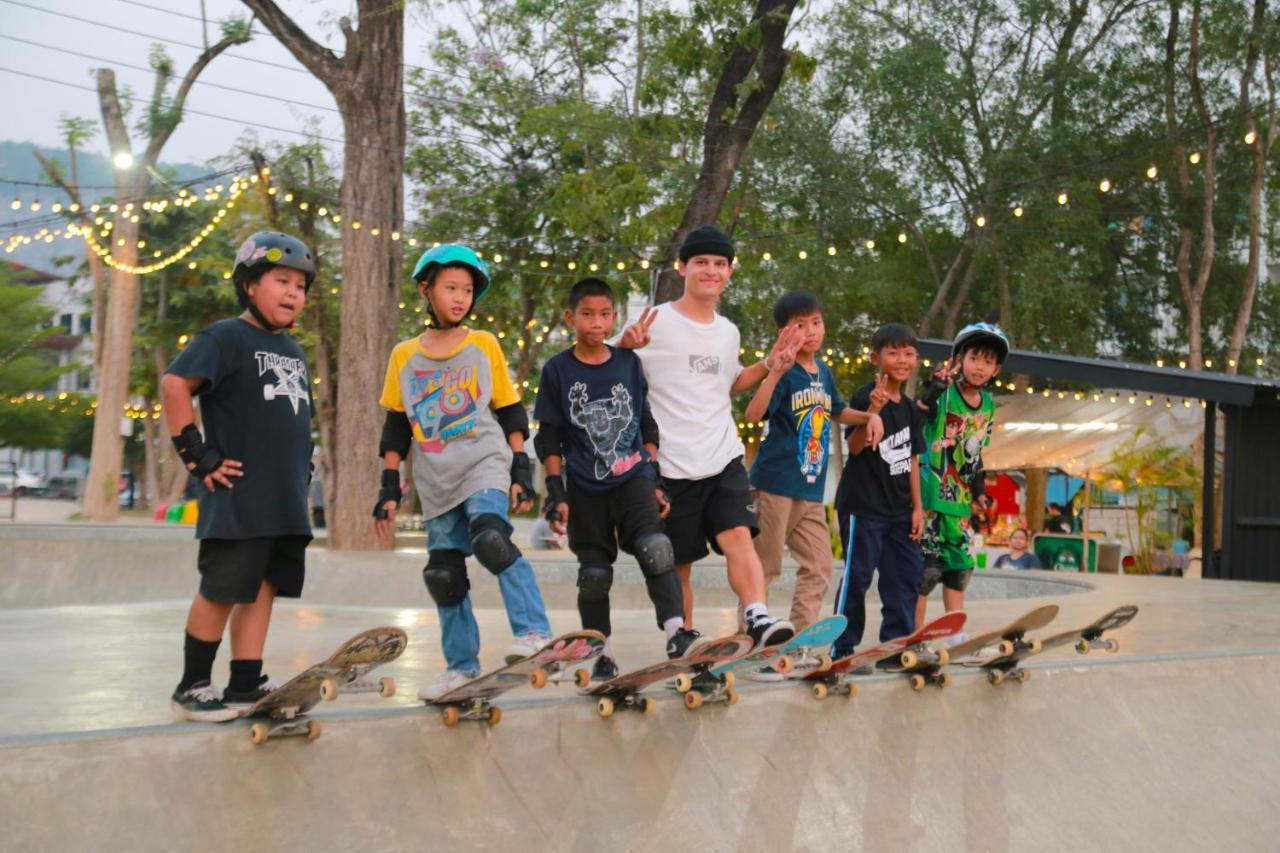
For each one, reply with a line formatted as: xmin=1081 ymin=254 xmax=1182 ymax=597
xmin=1076 ymin=639 xmax=1091 ymax=655
xmin=441 ymin=706 xmax=460 ymax=727
xmin=811 ymin=683 xmax=829 ymax=701
xmin=1106 ymin=639 xmax=1119 ymax=654
xmin=683 ymin=690 xmax=704 ymax=710
xmin=574 ymin=669 xmax=591 ymax=688
xmin=306 ymin=720 xmax=323 ymax=741
xmin=249 ymin=722 xmax=269 ymax=745
xmin=909 ymin=674 xmax=926 ymax=692
xmin=1027 ymin=639 xmax=1043 ymax=654
xmin=934 ymin=649 xmax=949 ymax=667
xmin=486 ymin=706 xmax=502 ymax=726
xmin=597 ymin=697 xmax=615 ymax=718
xmin=846 ymin=682 xmax=860 ymax=699
xmin=815 ymin=653 xmax=833 ymax=672
xmin=997 ymin=640 xmax=1016 ymax=657
xmin=529 ymin=669 xmax=548 ymax=689
xmin=988 ymin=669 xmax=1005 ymax=685
xmin=725 ymin=688 xmax=740 ymax=707
xmin=1016 ymin=669 xmax=1031 ymax=683
xmin=900 ymin=650 xmax=919 ymax=669
xmin=937 ymin=672 xmax=953 ymax=688
xmin=320 ymin=678 xmax=339 ymax=702
xmin=773 ymin=655 xmax=794 ymax=675
xmin=641 ymin=696 xmax=657 ymax=716
xmin=674 ymin=673 xmax=693 ymax=694
xmin=722 ymin=671 xmax=736 ymax=690
xmin=379 ymin=677 xmax=396 ymax=699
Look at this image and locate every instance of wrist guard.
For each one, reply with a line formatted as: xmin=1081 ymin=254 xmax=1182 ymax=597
xmin=372 ymin=468 xmax=401 ymax=519
xmin=918 ymin=377 xmax=949 ymax=412
xmin=510 ymin=452 xmax=534 ymax=502
xmin=171 ymin=424 xmax=223 ymax=478
xmin=544 ymin=473 xmax=567 ymax=522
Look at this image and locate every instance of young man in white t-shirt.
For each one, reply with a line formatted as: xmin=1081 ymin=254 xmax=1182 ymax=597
xmin=620 ymin=225 xmax=803 ymax=652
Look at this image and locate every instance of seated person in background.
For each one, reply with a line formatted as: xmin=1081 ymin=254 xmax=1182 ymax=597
xmin=1044 ymin=502 xmax=1073 ymax=533
xmin=994 ymin=528 xmax=1043 ymax=569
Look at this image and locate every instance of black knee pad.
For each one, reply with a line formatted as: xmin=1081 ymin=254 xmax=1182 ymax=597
xmin=918 ymin=564 xmax=942 ymax=596
xmin=470 ymin=513 xmax=520 ymax=575
xmin=633 ymin=531 xmax=675 ymax=578
xmin=942 ymin=569 xmax=973 ymax=592
xmin=423 ymin=549 xmax=469 ymax=606
xmin=577 ymin=564 xmax=614 ymax=601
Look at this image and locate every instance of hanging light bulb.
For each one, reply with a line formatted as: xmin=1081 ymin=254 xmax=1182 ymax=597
xmin=1189 ymin=151 xmax=1201 ymax=164
xmin=1013 ymin=205 xmax=1024 ymax=217
xmin=1057 ymin=192 xmax=1069 ymax=205
xmin=864 ymin=239 xmax=876 ymax=250
xmin=897 ymin=232 xmax=908 ymax=243
xmin=1244 ymin=130 xmax=1257 ymax=145
xmin=1146 ymin=164 xmax=1159 ymax=179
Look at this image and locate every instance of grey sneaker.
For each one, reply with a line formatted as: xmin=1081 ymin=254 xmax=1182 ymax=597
xmin=418 ymin=669 xmax=479 ymax=702
xmin=170 ymin=681 xmax=238 ymax=723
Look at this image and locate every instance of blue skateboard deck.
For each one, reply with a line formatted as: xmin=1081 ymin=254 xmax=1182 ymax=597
xmin=709 ymin=615 xmax=848 ymax=678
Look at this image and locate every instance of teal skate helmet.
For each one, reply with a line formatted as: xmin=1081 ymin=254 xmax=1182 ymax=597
xmin=412 ymin=244 xmax=491 ymax=329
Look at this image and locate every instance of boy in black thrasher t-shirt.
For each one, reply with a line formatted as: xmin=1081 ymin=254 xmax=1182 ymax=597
xmin=163 ymin=231 xmax=316 ymax=721
xmin=533 ymin=279 xmax=700 ymax=682
xmin=831 ymin=323 xmax=926 ymax=666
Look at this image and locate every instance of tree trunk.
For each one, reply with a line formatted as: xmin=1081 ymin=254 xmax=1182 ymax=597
xmin=918 ymin=243 xmax=971 ymax=338
xmin=142 ymin=405 xmax=160 ymax=511
xmin=244 ymin=0 xmax=406 ymax=549
xmin=653 ymin=0 xmax=800 ymax=303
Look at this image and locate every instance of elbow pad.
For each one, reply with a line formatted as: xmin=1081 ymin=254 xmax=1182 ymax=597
xmin=533 ymin=422 xmax=565 ymax=462
xmin=379 ymin=410 xmax=412 ymax=457
xmin=495 ymin=403 xmax=530 ymax=440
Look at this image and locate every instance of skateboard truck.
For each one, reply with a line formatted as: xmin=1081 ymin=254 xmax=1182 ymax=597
xmin=248 ymin=710 xmax=323 ymax=745
xmin=594 ymin=691 xmax=658 ymax=718
xmin=672 ymin=668 xmax=740 ymax=710
xmin=438 ymin=698 xmax=503 ymax=727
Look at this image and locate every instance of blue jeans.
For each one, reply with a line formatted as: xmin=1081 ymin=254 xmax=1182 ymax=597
xmin=426 ymin=489 xmax=551 ymax=673
xmin=833 ymin=515 xmax=923 ymax=653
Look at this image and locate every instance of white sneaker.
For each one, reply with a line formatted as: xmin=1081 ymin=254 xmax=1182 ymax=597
xmin=504 ymin=633 xmax=551 ymax=665
xmin=418 ymin=669 xmax=477 ymax=702
xmin=945 ymin=631 xmax=969 ymax=648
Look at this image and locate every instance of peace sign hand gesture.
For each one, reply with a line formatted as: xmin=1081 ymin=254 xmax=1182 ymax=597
xmin=868 ymin=373 xmax=889 ymax=413
xmin=619 ymin=306 xmax=658 ymax=350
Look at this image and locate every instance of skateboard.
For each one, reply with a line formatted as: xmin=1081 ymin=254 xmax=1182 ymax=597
xmin=426 ymin=630 xmax=605 ymax=727
xmin=710 ymin=616 xmax=848 ymax=680
xmin=964 ymin=605 xmax=1137 ymax=685
xmin=804 ymin=611 xmax=968 ymax=698
xmin=242 ymin=626 xmax=408 ymax=745
xmin=585 ymin=634 xmax=753 ymax=717
xmin=943 ymin=604 xmax=1061 ymax=684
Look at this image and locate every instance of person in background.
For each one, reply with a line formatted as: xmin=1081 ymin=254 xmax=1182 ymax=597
xmin=994 ymin=528 xmax=1043 ymax=569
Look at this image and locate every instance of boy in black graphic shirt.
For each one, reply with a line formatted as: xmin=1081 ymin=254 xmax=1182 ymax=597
xmin=831 ymin=323 xmax=926 ymax=663
xmin=162 ymin=231 xmax=316 ymax=721
xmin=534 ymin=279 xmax=698 ymax=681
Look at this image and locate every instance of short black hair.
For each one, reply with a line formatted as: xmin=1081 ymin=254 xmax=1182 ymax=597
xmin=961 ymin=342 xmax=1005 ymax=362
xmin=568 ymin=277 xmax=615 ymax=310
xmin=772 ymin=290 xmax=822 ymax=327
xmin=871 ymin=323 xmax=918 ymax=353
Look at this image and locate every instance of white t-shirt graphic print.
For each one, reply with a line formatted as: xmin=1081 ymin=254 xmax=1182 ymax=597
xmin=633 ymin=303 xmax=745 ymax=480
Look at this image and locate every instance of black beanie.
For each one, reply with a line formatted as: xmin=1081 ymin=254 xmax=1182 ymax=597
xmin=678 ymin=225 xmax=735 ymax=262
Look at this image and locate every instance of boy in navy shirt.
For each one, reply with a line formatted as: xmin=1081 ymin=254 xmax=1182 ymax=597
xmin=745 ymin=291 xmax=883 ymax=678
xmin=534 ymin=278 xmax=697 ymax=681
xmin=831 ymin=323 xmax=926 ymax=666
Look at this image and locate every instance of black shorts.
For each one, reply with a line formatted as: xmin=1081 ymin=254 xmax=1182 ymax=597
xmin=197 ymin=536 xmax=309 ymax=604
xmin=663 ymin=457 xmax=758 ymax=565
xmin=567 ymin=474 xmax=662 ymax=566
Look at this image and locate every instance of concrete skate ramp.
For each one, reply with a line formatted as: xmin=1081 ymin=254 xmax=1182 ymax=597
xmin=3 ymin=652 xmax=1279 ymax=852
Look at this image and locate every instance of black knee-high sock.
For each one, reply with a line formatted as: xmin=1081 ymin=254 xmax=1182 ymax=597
xmin=646 ymin=571 xmax=685 ymax=631
xmin=229 ymin=659 xmax=264 ymax=692
xmin=578 ymin=594 xmax=611 ymax=638
xmin=180 ymin=633 xmax=221 ymax=691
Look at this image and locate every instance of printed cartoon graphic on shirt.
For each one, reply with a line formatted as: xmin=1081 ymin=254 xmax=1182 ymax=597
xmin=568 ymin=381 xmax=641 ymax=479
xmin=791 ymin=380 xmax=832 ymax=484
xmin=256 ymin=351 xmax=310 ymax=415
xmin=878 ymin=424 xmax=914 ymax=476
xmin=408 ymin=365 xmax=481 ymax=453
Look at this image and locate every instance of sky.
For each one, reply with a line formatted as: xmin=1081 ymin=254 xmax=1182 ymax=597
xmin=0 ymin=0 xmax=451 ymax=166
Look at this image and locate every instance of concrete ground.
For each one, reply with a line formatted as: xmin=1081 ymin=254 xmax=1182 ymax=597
xmin=2 ymin=525 xmax=1278 ymax=851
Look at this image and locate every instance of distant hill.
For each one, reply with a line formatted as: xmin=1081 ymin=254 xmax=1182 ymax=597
xmin=0 ymin=140 xmax=211 ymax=275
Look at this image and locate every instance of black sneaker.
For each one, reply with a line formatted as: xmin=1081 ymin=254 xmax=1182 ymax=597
xmin=666 ymin=628 xmax=709 ymax=660
xmin=170 ymin=681 xmax=238 ymax=723
xmin=746 ymin=615 xmax=795 ymax=651
xmin=222 ymin=674 xmax=280 ymax=708
xmin=591 ymin=655 xmax=619 ymax=683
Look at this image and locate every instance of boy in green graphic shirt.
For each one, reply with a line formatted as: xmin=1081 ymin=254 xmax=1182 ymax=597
xmin=915 ymin=322 xmax=1007 ymax=637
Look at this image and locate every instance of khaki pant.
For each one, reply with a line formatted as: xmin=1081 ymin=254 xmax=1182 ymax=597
xmin=752 ymin=488 xmax=834 ymax=632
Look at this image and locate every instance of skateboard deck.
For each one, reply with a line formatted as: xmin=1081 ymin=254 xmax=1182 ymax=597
xmin=804 ymin=611 xmax=968 ymax=698
xmin=710 ymin=616 xmax=848 ymax=679
xmin=944 ymin=604 xmax=1060 ymax=672
xmin=426 ymin=630 xmax=605 ymax=727
xmin=243 ymin=626 xmax=408 ymax=745
xmin=585 ymin=634 xmax=753 ymax=717
xmin=964 ymin=605 xmax=1137 ymax=684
